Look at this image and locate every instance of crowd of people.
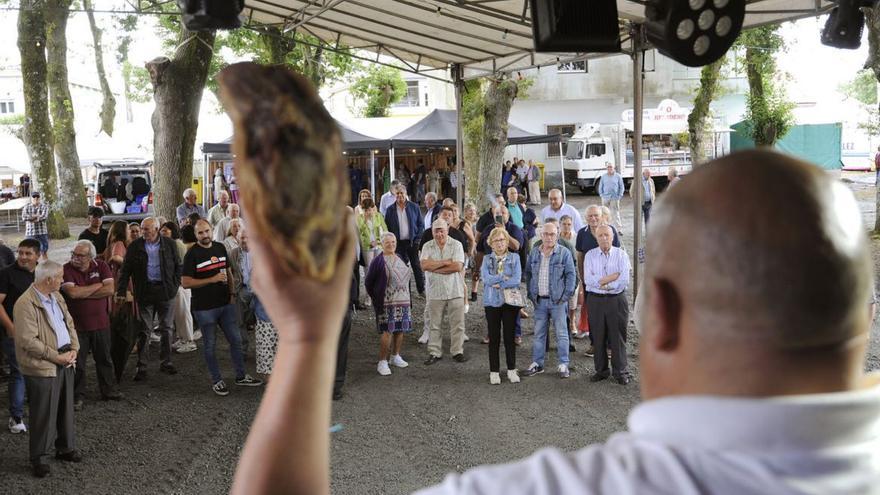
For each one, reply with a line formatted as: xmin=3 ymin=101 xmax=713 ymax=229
xmin=0 ymin=188 xmax=265 ymax=477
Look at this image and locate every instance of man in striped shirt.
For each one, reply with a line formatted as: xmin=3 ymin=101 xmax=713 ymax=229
xmin=21 ymin=192 xmax=49 ymax=261
xmin=583 ymin=224 xmax=631 ymax=384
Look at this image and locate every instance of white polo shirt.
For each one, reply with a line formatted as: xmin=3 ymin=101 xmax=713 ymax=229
xmin=417 ymin=375 xmax=880 ymax=495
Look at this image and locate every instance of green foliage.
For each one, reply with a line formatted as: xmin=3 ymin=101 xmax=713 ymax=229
xmin=123 ymin=61 xmax=152 ymax=103
xmin=0 ymin=114 xmax=25 ymax=126
xmin=350 ymin=66 xmax=407 ymax=117
xmin=735 ymin=25 xmax=795 ymax=146
xmin=839 ymin=69 xmax=878 ymax=105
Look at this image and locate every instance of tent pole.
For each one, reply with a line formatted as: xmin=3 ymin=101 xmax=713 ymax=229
xmin=389 ymin=148 xmax=396 ymax=182
xmin=632 ymin=25 xmax=645 ymax=301
xmin=370 ymin=150 xmax=376 ymax=198
xmin=558 ymin=142 xmax=566 ymax=203
xmin=454 ymin=63 xmax=464 ymax=207
xmin=203 ymin=153 xmax=209 ymax=208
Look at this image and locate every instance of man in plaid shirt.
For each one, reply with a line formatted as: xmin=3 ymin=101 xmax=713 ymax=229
xmin=21 ymin=192 xmax=49 ymax=260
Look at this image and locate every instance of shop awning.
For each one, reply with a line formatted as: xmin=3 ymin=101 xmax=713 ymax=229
xmin=201 ymin=120 xmax=391 ymax=155
xmin=390 ymin=109 xmax=560 ymax=148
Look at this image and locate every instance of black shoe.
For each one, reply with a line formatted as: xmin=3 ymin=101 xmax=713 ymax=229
xmin=615 ymin=375 xmax=631 ymax=385
xmin=73 ymin=399 xmax=83 ymax=412
xmin=32 ymin=463 xmax=50 ymax=478
xmin=469 ymin=292 xmax=477 ymax=302
xmin=133 ymin=368 xmax=147 ymax=382
xmin=590 ymin=374 xmax=609 ymax=383
xmin=452 ymin=353 xmax=468 ymax=363
xmin=332 ymin=389 xmax=344 ymax=401
xmin=102 ymin=392 xmax=124 ymax=401
xmin=160 ymin=363 xmax=178 ymax=375
xmin=568 ymin=343 xmax=576 ymax=352
xmin=424 ymin=355 xmax=442 ymax=366
xmin=521 ymin=364 xmax=544 ymax=377
xmin=55 ymin=450 xmax=83 ymax=463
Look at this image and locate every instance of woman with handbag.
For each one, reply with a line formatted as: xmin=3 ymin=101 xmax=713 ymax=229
xmin=364 ymin=232 xmax=412 ymax=377
xmin=480 ymin=227 xmax=522 ymax=385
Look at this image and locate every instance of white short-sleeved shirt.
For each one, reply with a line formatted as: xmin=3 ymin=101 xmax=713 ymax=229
xmin=419 ymin=238 xmax=465 ymax=301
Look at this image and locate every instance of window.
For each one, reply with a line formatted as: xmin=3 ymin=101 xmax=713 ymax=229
xmin=587 ymin=143 xmax=606 ymax=158
xmin=557 ymin=60 xmax=587 ymax=74
xmin=393 ymin=81 xmax=420 ymax=107
xmin=0 ymin=101 xmax=14 ymax=114
xmin=547 ymin=124 xmax=577 ymax=156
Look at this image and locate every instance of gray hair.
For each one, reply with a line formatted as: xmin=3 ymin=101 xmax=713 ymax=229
xmin=73 ymin=239 xmax=97 ymax=259
xmin=182 ymin=188 xmax=196 ymax=199
xmin=380 ymin=232 xmax=397 ymax=243
xmin=425 ymin=192 xmax=437 ymax=202
xmin=35 ymin=260 xmax=62 ymax=283
xmin=226 ymin=218 xmax=244 ymax=238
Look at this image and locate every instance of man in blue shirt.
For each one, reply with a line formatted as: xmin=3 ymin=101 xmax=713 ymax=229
xmin=583 ymin=225 xmax=631 ymax=384
xmin=596 ymin=163 xmax=624 ymax=234
xmin=384 ymin=184 xmax=425 ymax=295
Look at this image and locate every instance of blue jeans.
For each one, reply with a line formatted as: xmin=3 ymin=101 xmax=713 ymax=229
xmin=2 ymin=335 xmax=24 ymax=418
xmin=531 ymin=298 xmax=570 ymax=367
xmin=31 ymin=234 xmax=49 ymax=254
xmin=193 ymin=304 xmax=245 ymax=384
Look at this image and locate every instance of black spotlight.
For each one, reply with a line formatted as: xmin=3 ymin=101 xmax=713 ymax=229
xmin=821 ymin=0 xmax=869 ymax=49
xmin=645 ymin=0 xmax=745 ymax=67
xmin=529 ymin=0 xmax=622 ymax=52
xmin=177 ymin=0 xmax=245 ymax=31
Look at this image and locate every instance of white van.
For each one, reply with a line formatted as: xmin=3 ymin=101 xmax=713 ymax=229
xmin=87 ymin=159 xmax=154 ymax=223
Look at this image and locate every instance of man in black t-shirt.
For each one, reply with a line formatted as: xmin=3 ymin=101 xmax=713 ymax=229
xmin=0 ymin=238 xmax=40 ymax=434
xmin=78 ymin=207 xmax=109 ymax=258
xmin=182 ymin=219 xmax=262 ymax=396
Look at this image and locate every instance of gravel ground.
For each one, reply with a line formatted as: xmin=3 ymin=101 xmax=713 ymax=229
xmin=0 ymin=173 xmax=878 ymax=495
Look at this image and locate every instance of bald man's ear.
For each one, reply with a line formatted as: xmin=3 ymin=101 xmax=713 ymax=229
xmin=647 ymin=278 xmax=681 ymax=352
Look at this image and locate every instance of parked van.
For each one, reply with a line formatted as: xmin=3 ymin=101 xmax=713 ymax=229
xmin=87 ymin=159 xmax=154 ymax=223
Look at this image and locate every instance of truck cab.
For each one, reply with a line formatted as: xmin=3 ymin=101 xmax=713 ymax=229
xmin=87 ymin=159 xmax=154 ymax=224
xmin=563 ymin=123 xmax=617 ymax=192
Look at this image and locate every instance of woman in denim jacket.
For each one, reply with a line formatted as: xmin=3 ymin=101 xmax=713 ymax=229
xmin=480 ymin=227 xmax=522 ymax=385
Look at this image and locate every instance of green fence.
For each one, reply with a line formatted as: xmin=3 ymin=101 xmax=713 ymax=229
xmin=730 ymin=121 xmax=842 ymax=170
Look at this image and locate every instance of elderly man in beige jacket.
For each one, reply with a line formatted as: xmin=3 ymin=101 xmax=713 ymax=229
xmin=13 ymin=260 xmax=81 ymax=478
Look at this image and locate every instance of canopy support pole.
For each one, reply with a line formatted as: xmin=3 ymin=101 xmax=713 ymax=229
xmin=202 ymin=153 xmax=209 ymax=208
xmin=632 ymin=25 xmax=645 ymax=301
xmin=453 ymin=63 xmax=464 ymax=207
xmin=370 ymin=150 xmax=376 ymax=198
xmin=389 ymin=147 xmax=396 ymax=182
xmin=558 ymin=142 xmax=566 ymax=203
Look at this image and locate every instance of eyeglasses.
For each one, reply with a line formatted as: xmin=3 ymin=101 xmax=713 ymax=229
xmin=70 ymin=251 xmax=90 ymax=259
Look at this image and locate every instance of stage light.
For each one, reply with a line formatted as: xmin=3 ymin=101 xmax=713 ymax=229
xmin=529 ymin=0 xmax=621 ymax=52
xmin=821 ymin=0 xmax=868 ymax=49
xmin=645 ymin=0 xmax=745 ymax=67
xmin=177 ymin=0 xmax=244 ymax=31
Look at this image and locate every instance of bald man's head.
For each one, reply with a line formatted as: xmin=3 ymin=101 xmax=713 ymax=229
xmin=641 ymin=150 xmax=872 ymax=398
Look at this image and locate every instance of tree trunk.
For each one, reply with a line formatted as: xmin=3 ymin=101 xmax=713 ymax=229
xmin=462 ymin=79 xmax=484 ymax=207
xmin=147 ymin=27 xmax=216 ymax=222
xmin=863 ymin=6 xmax=880 ymax=233
xmin=476 ymin=79 xmax=518 ymax=212
xmin=84 ymin=0 xmax=116 ymax=136
xmin=45 ymin=0 xmax=87 ymax=219
xmin=687 ymin=58 xmax=723 ymax=165
xmin=259 ymin=26 xmax=290 ymax=66
xmin=18 ymin=0 xmax=69 ymax=238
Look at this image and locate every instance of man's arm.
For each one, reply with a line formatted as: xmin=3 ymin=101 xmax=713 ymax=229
xmin=433 ymin=261 xmax=463 ymax=274
xmin=181 ymin=273 xmax=224 ymax=289
xmin=582 ymin=253 xmax=602 ymax=291
xmin=576 ymin=251 xmax=585 ymax=283
xmin=88 ymin=279 xmax=115 ymax=299
xmin=0 ymin=294 xmax=12 ymax=336
xmin=60 ymin=283 xmax=101 ymax=299
xmin=230 ymin=215 xmax=356 ymax=495
xmin=115 ymin=247 xmax=134 ymax=298
xmin=605 ymin=251 xmax=631 ymax=292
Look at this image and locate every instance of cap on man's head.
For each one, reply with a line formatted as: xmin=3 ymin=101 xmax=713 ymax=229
xmin=30 ymin=191 xmax=40 ymax=198
xmin=88 ymin=206 xmax=104 ymax=218
xmin=432 ymin=218 xmax=448 ymax=230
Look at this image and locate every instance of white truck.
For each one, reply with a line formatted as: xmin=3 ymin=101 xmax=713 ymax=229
xmin=563 ymin=122 xmax=696 ymax=192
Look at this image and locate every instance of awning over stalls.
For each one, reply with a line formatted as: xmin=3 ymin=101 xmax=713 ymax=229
xmin=390 ymin=109 xmax=560 ymax=148
xmin=201 ymin=120 xmax=391 ymax=154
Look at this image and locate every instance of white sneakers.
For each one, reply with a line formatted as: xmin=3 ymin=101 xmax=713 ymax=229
xmin=489 ymin=372 xmax=501 ymax=385
xmin=417 ymin=330 xmax=429 ymax=345
xmin=507 ymin=369 xmax=520 ymax=383
xmin=377 ymin=360 xmax=392 ymax=376
xmin=8 ymin=417 xmax=27 ymax=434
xmin=389 ymin=354 xmax=408 ymax=368
xmin=173 ymin=340 xmax=197 ymax=353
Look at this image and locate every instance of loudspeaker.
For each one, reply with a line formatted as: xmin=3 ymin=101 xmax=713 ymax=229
xmin=529 ymin=0 xmax=622 ymax=52
xmin=177 ymin=0 xmax=245 ymax=31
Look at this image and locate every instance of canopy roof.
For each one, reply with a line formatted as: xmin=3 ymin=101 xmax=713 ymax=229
xmin=391 ymin=109 xmax=560 ymax=147
xmin=202 ymin=119 xmax=390 ymax=154
xmin=242 ymin=0 xmax=834 ymax=80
